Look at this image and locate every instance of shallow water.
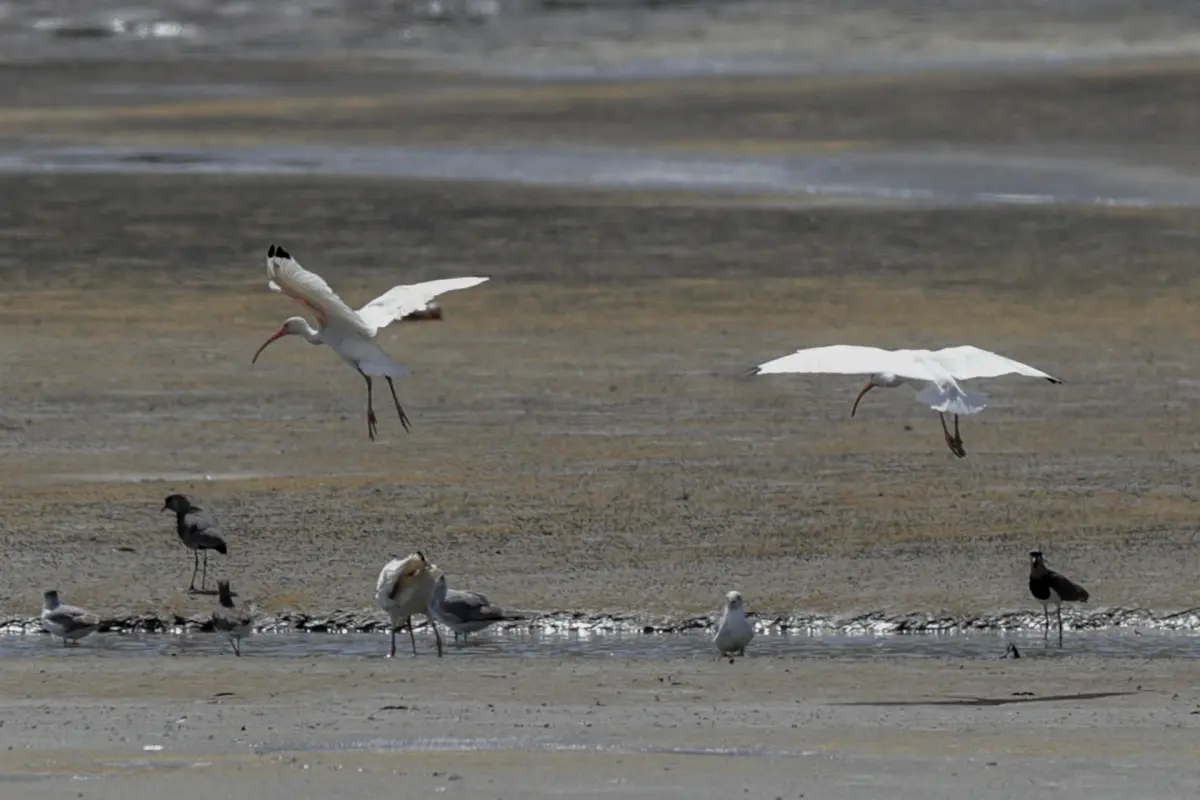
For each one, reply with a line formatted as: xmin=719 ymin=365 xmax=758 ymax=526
xmin=5 ymin=144 xmax=1200 ymax=209
xmin=5 ymin=628 xmax=1199 ymax=660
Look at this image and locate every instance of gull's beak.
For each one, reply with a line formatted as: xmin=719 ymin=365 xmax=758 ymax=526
xmin=850 ymin=380 xmax=876 ymax=417
xmin=251 ymin=327 xmax=287 ymax=364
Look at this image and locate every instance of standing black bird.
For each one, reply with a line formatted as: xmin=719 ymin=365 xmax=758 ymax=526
xmin=1028 ymin=550 xmax=1089 ymax=647
xmin=162 ymin=494 xmax=227 ymax=593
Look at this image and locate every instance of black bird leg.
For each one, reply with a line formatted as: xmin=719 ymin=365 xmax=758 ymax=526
xmin=189 ymin=550 xmax=200 ymax=593
xmin=201 ymin=550 xmax=209 ymax=591
xmin=1056 ymin=606 xmax=1064 ymax=648
xmin=407 ymin=615 xmax=418 ymax=655
xmin=358 ymin=368 xmax=378 ymax=441
xmin=938 ymin=413 xmax=967 ymax=458
xmin=385 ymin=376 xmax=412 ymax=432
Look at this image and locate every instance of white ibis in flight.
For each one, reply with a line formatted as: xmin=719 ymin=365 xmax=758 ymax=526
xmin=749 ymin=344 xmax=1062 ymax=457
xmin=252 ymin=245 xmax=489 ymax=440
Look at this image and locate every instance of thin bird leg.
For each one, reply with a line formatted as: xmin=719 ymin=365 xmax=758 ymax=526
xmin=384 ymin=377 xmax=412 ymax=432
xmin=937 ymin=413 xmax=967 ymax=458
xmin=1043 ymin=605 xmax=1050 ymax=640
xmin=1057 ymin=606 xmax=1064 ymax=648
xmin=432 ymin=619 xmax=443 ymax=658
xmin=407 ymin=616 xmax=418 ymax=655
xmin=189 ymin=549 xmax=200 ymax=592
xmin=358 ymin=369 xmax=378 ymax=441
xmin=201 ymin=550 xmax=209 ymax=591
xmin=389 ymin=626 xmax=397 ymax=658
xmin=233 ymin=638 xmax=241 ymax=657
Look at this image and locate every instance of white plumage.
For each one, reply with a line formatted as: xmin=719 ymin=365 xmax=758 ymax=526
xmin=252 ymin=244 xmax=490 ymax=440
xmin=41 ymin=590 xmax=100 ymax=646
xmin=375 ymin=552 xmax=444 ymax=658
xmin=713 ymin=590 xmax=754 ymax=657
xmin=751 ymin=344 xmax=1061 ymax=457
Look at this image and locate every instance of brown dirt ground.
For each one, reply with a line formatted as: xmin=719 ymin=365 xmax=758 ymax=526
xmin=1 ymin=57 xmax=1199 ymax=627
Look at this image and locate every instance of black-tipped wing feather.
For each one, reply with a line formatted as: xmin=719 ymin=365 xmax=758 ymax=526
xmin=1030 ymin=570 xmax=1089 ymax=603
xmin=1048 ymin=571 xmax=1089 ymax=602
xmin=181 ymin=508 xmax=227 ymax=553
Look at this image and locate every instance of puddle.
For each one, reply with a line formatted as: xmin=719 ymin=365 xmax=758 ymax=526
xmin=3 ymin=628 xmax=1198 ymax=661
xmin=3 ymin=144 xmax=1200 ymax=208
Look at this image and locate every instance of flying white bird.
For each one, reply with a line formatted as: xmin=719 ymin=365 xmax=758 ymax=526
xmin=375 ymin=551 xmax=444 ymax=658
xmin=714 ymin=590 xmax=754 ymax=657
xmin=750 ymin=344 xmax=1062 ymax=457
xmin=252 ymin=245 xmax=490 ymax=441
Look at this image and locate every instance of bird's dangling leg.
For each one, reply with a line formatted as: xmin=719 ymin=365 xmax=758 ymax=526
xmin=189 ymin=550 xmax=200 ymax=593
xmin=1057 ymin=606 xmax=1064 ymax=648
xmin=938 ymin=413 xmax=967 ymax=458
xmin=407 ymin=616 xmax=418 ymax=655
xmin=951 ymin=414 xmax=966 ymax=458
xmin=358 ymin=369 xmax=378 ymax=441
xmin=384 ymin=377 xmax=412 ymax=433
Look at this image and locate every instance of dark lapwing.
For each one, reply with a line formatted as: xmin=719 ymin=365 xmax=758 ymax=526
xmin=162 ymin=494 xmax=228 ymax=594
xmin=1028 ymin=550 xmax=1089 ymax=647
xmin=429 ymin=574 xmax=524 ymax=643
xmin=41 ymin=589 xmax=100 ymax=646
xmin=211 ymin=580 xmax=254 ymax=656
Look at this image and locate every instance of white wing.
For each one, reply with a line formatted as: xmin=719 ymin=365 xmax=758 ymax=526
xmin=265 ymin=245 xmax=374 ymax=339
xmin=357 ymin=276 xmax=490 ymax=333
xmin=751 ymin=345 xmax=946 ymax=383
xmin=930 ymin=346 xmax=1062 ymax=383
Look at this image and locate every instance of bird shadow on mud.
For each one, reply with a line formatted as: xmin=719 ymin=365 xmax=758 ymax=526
xmin=836 ymin=691 xmax=1137 ymax=708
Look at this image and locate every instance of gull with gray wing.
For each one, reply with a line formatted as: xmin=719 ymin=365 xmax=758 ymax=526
xmin=41 ymin=590 xmax=100 ymax=646
xmin=429 ymin=574 xmax=524 ymax=642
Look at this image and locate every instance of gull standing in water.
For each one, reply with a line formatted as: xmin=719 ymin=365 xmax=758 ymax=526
xmin=376 ymin=552 xmax=444 ymax=657
xmin=251 ymin=245 xmax=490 ymax=441
xmin=714 ymin=590 xmax=754 ymax=657
xmin=162 ymin=494 xmax=227 ymax=593
xmin=429 ymin=574 xmax=523 ymax=642
xmin=211 ymin=580 xmax=255 ymax=656
xmin=41 ymin=590 xmax=100 ymax=646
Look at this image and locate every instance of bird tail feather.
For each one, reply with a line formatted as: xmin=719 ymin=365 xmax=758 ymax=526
xmin=915 ymin=384 xmax=989 ymax=415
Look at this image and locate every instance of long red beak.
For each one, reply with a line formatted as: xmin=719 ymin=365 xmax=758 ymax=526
xmin=251 ymin=328 xmax=287 ymax=364
xmin=850 ymin=381 xmax=875 ymax=417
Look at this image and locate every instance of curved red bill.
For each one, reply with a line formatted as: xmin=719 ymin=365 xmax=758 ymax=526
xmin=850 ymin=381 xmax=875 ymax=417
xmin=251 ymin=328 xmax=287 ymax=364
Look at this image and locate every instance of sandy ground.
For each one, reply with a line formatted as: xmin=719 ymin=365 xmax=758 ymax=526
xmin=3 ymin=36 xmax=1200 ymax=799
xmin=2 ymin=655 xmax=1199 ymax=798
xmin=1 ymin=55 xmax=1200 ymax=630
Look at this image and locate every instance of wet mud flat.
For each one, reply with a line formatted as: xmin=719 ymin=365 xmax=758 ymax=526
xmin=1 ymin=655 xmax=1199 ymax=799
xmin=1 ymin=173 xmax=1199 ymax=634
xmin=2 ymin=51 xmax=1200 ymax=634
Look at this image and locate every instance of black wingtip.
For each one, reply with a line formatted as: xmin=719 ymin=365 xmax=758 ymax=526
xmin=215 ymin=542 xmax=228 ymax=555
xmin=267 ymin=244 xmax=291 ymax=260
xmin=743 ymin=365 xmax=762 ymax=378
xmin=1047 ymin=377 xmax=1064 ymax=384
xmin=267 ymin=244 xmax=275 ymax=258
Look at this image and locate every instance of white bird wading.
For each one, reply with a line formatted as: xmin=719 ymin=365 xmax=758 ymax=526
xmin=750 ymin=344 xmax=1062 ymax=457
xmin=714 ymin=590 xmax=754 ymax=657
xmin=252 ymin=245 xmax=490 ymax=441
